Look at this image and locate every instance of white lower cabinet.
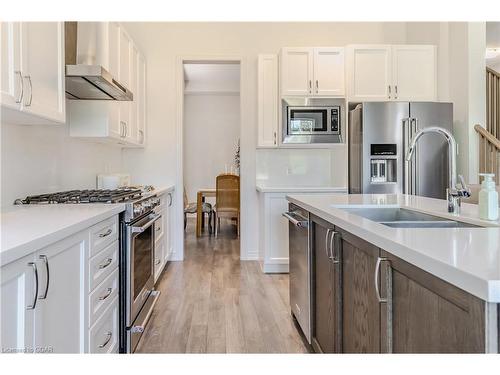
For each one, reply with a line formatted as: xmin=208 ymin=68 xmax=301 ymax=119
xmin=258 ymin=190 xmax=346 ymax=273
xmin=33 ymin=232 xmax=87 ymax=353
xmin=0 ymin=253 xmax=36 ymax=353
xmin=154 ymin=190 xmax=174 ymax=284
xmin=0 ymin=215 xmax=119 ymax=354
xmin=259 ymin=192 xmax=290 ymax=273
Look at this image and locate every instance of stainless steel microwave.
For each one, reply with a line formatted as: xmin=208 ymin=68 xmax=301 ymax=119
xmin=282 ymin=97 xmax=345 ymax=144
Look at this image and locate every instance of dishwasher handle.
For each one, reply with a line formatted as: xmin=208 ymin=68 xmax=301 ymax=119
xmin=282 ymin=212 xmax=309 ymax=228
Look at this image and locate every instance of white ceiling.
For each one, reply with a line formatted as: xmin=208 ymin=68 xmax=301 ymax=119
xmin=183 ymin=63 xmax=240 ymax=93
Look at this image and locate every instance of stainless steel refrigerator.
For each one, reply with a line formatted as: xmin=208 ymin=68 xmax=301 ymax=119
xmin=348 ymin=102 xmax=453 ymax=199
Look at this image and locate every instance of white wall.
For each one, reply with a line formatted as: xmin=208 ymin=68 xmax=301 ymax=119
xmin=256 ymin=148 xmax=346 ymax=188
xmin=1 ymin=122 xmax=123 ymax=207
xmin=121 ymin=22 xmax=408 ymax=260
xmin=486 ymin=22 xmax=500 ymax=47
xmin=183 ymin=94 xmax=240 ymax=201
xmin=406 ymin=22 xmax=486 ymax=184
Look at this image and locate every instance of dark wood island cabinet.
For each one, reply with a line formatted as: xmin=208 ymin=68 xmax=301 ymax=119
xmin=308 ymin=216 xmax=498 ymax=353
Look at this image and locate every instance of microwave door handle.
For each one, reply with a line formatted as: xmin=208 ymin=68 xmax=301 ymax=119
xmin=132 ymin=214 xmax=161 ymax=233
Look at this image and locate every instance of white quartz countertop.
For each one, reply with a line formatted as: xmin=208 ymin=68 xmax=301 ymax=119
xmin=153 ymin=185 xmax=175 ymax=196
xmin=256 ymin=185 xmax=347 ymax=193
xmin=286 ymin=193 xmax=500 ymax=302
xmin=1 ymin=204 xmax=125 ymax=267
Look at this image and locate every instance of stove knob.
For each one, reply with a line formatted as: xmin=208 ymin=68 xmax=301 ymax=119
xmin=133 ymin=205 xmax=143 ymax=215
xmin=143 ymin=200 xmax=152 ymax=209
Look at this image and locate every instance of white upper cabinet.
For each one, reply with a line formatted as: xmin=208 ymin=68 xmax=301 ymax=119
xmin=136 ymin=52 xmax=146 ymax=146
xmin=257 ymin=54 xmax=279 ymax=148
xmin=391 ymin=45 xmax=436 ymax=101
xmin=1 ymin=22 xmax=22 ymax=110
xmin=21 ymin=23 xmax=65 ymax=123
xmin=69 ymin=22 xmax=146 ymax=147
xmin=119 ymin=28 xmax=131 ymax=89
xmin=347 ymin=45 xmax=392 ymax=101
xmin=313 ymin=47 xmax=345 ymax=96
xmin=280 ymin=47 xmax=345 ymax=97
xmin=280 ymin=48 xmax=314 ymax=96
xmin=1 ymin=22 xmax=65 ymax=125
xmin=347 ymin=44 xmax=436 ymax=102
xmin=99 ymin=22 xmax=120 ymax=78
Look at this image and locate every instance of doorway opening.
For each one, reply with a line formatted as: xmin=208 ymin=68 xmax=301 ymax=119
xmin=182 ymin=61 xmax=241 ymax=257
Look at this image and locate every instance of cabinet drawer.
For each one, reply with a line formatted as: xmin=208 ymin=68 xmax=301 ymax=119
xmin=90 ymin=216 xmax=118 ymax=257
xmin=154 ymin=239 xmax=164 ymax=282
xmin=89 ymin=240 xmax=118 ymax=292
xmin=89 ymin=296 xmax=118 ymax=353
xmin=89 ymin=268 xmax=119 ymax=327
xmin=154 ymin=212 xmax=165 ymax=242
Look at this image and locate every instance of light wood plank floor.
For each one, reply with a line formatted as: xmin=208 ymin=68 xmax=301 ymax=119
xmin=136 ymin=218 xmax=309 ymax=353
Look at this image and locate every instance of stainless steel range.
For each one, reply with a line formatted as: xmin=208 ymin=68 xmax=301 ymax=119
xmin=120 ymin=193 xmax=161 ymax=353
xmin=14 ymin=188 xmax=162 ymax=353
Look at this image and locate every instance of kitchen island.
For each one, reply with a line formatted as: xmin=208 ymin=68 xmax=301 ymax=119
xmin=286 ymin=193 xmax=500 ymax=353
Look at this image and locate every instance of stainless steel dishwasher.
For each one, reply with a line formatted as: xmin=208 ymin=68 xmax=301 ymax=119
xmin=283 ymin=203 xmax=311 ymax=343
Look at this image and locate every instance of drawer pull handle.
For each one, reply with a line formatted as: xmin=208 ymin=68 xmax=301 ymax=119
xmin=99 ymin=258 xmax=113 ymax=269
xmin=154 ymin=259 xmax=161 ymax=265
xmin=98 ymin=228 xmax=113 ymax=238
xmin=99 ymin=288 xmax=113 ymax=301
xmin=99 ymin=331 xmax=113 ymax=348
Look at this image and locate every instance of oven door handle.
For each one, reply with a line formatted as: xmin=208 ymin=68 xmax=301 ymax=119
xmin=131 ymin=214 xmax=161 ymax=233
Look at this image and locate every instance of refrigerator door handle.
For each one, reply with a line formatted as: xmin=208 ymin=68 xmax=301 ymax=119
xmin=410 ymin=118 xmax=419 ymax=195
xmin=402 ymin=118 xmax=410 ymax=195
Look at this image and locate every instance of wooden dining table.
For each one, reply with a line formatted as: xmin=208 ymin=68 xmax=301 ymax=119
xmin=196 ymin=188 xmax=216 ymax=237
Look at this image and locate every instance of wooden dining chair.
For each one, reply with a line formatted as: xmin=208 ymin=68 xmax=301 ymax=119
xmin=184 ymin=187 xmax=213 ymax=232
xmin=214 ymin=174 xmax=240 ymax=237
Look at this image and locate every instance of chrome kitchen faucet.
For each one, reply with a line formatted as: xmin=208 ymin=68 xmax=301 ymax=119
xmin=405 ymin=126 xmax=471 ymax=214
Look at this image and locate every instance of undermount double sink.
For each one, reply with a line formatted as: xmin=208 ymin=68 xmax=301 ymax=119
xmin=340 ymin=207 xmax=481 ymax=228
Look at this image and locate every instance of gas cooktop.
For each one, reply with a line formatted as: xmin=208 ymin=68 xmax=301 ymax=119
xmin=14 ymin=188 xmax=143 ymax=205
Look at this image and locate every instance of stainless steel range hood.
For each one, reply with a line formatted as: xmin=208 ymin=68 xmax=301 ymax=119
xmin=65 ymin=22 xmax=133 ymax=101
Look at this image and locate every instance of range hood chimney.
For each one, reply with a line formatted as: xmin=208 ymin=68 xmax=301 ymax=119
xmin=64 ymin=22 xmax=133 ymax=101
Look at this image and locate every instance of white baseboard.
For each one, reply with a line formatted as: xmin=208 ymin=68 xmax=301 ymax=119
xmin=261 ymin=263 xmax=289 ymax=273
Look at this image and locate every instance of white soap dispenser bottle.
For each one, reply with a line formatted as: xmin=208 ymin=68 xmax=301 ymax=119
xmin=478 ymin=173 xmax=499 ymax=221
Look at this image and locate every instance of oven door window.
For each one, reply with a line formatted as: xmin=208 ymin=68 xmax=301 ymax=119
xmin=289 ymin=109 xmax=327 ymax=134
xmin=132 ymin=224 xmax=153 ymax=300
